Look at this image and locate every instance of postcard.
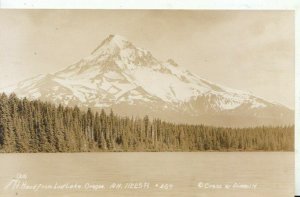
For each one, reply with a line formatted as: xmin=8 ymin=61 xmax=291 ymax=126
xmin=0 ymin=2 xmax=298 ymax=197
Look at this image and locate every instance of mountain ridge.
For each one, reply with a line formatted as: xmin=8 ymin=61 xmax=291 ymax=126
xmin=1 ymin=34 xmax=294 ymax=127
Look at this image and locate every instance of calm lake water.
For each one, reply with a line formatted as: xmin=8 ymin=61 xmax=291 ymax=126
xmin=0 ymin=152 xmax=294 ymax=197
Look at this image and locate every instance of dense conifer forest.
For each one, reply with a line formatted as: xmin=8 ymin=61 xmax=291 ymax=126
xmin=0 ymin=93 xmax=294 ymax=152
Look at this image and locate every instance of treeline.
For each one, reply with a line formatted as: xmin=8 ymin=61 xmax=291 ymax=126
xmin=0 ymin=93 xmax=294 ymax=152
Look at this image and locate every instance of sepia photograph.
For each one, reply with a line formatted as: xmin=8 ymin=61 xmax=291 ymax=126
xmin=0 ymin=9 xmax=295 ymax=196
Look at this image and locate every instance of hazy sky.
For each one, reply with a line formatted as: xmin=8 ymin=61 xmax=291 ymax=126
xmin=0 ymin=10 xmax=294 ymax=108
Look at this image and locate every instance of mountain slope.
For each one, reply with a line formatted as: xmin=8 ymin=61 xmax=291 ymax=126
xmin=1 ymin=34 xmax=293 ymax=126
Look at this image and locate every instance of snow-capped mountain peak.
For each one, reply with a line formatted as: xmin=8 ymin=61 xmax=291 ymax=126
xmin=91 ymin=34 xmax=132 ymax=54
xmin=1 ymin=34 xmax=293 ymax=126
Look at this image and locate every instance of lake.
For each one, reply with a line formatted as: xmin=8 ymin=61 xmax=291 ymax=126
xmin=0 ymin=152 xmax=294 ymax=197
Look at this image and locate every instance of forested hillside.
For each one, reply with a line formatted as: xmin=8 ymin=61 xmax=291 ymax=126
xmin=0 ymin=93 xmax=294 ymax=152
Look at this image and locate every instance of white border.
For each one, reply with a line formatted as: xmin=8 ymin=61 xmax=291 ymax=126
xmin=295 ymin=3 xmax=300 ymax=195
xmin=0 ymin=0 xmax=299 ymax=195
xmin=0 ymin=0 xmax=296 ymax=10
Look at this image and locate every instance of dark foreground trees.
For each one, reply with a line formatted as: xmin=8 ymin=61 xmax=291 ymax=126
xmin=0 ymin=93 xmax=294 ymax=152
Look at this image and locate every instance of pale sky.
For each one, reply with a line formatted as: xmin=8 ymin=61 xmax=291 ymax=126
xmin=0 ymin=10 xmax=294 ymax=108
